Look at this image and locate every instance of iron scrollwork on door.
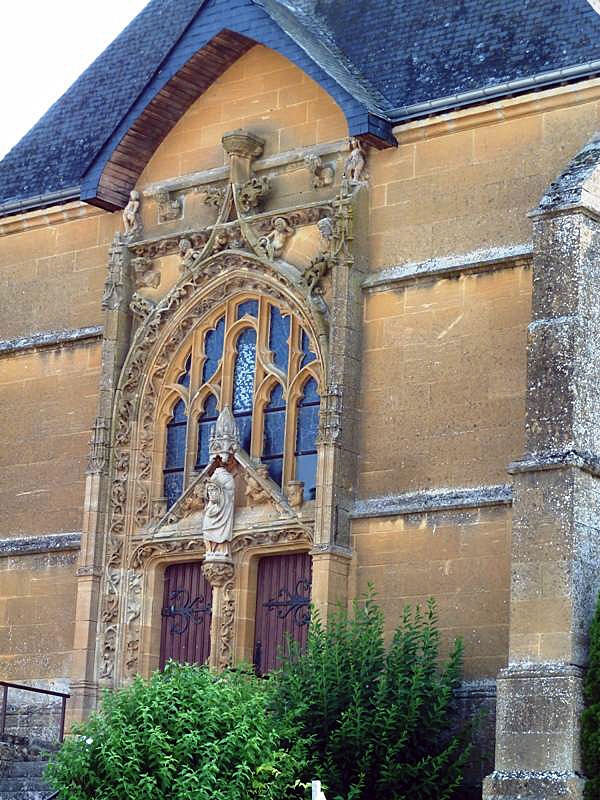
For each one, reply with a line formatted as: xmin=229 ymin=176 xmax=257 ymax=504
xmin=161 ymin=589 xmax=212 ymax=635
xmin=263 ymin=578 xmax=311 ymax=626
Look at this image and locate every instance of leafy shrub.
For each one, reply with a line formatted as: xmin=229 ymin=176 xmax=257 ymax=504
xmin=270 ymin=588 xmax=471 ymax=800
xmin=46 ymin=663 xmax=309 ymax=800
xmin=582 ymin=591 xmax=600 ymax=799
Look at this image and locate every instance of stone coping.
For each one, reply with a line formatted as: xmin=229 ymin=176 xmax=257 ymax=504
xmin=0 ymin=532 xmax=81 ymax=557
xmin=0 ymin=325 xmax=102 ymax=357
xmin=351 ymin=484 xmax=512 ymax=519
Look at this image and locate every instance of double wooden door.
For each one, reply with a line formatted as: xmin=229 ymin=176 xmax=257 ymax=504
xmin=159 ymin=561 xmax=212 ymax=669
xmin=253 ymin=552 xmax=312 ymax=674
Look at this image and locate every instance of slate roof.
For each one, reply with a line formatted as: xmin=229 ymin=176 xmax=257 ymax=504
xmin=3 ymin=0 xmax=600 ymax=212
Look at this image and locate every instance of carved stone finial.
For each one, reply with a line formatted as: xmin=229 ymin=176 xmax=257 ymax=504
xmin=258 ymin=216 xmax=294 ymax=259
xmin=342 ymin=137 xmax=367 ymax=184
xmin=209 ymin=406 xmax=240 ymax=460
xmin=122 ymin=190 xmax=143 ymax=240
xmin=101 ymin=233 xmax=127 ymax=311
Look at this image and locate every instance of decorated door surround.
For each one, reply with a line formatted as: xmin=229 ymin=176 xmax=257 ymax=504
xmin=71 ymin=127 xmax=369 ymax=717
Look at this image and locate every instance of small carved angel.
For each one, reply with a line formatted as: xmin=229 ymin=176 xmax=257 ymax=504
xmin=259 ymin=217 xmax=294 ymax=259
xmin=178 ymin=238 xmax=200 ymax=272
xmin=343 ymin=138 xmax=366 ymax=184
xmin=212 ymin=230 xmax=229 ymax=253
xmin=122 ymin=190 xmax=142 ymax=238
xmin=317 ymin=216 xmax=334 ymax=253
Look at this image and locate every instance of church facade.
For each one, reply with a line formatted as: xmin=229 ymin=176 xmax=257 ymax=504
xmin=3 ymin=1 xmax=600 ymax=797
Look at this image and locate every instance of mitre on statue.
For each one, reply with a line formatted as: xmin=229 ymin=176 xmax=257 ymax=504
xmin=209 ymin=406 xmax=240 ymax=461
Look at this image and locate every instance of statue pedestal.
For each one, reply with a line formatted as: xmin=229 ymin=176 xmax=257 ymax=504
xmin=202 ymin=557 xmax=235 ymax=670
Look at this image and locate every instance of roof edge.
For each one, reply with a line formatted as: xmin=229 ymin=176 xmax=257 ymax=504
xmin=0 ymin=186 xmax=81 ymax=220
xmin=389 ymin=58 xmax=600 ymax=123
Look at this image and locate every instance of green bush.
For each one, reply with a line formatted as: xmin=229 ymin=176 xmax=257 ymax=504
xmin=582 ymin=590 xmax=600 ymax=799
xmin=270 ymin=589 xmax=471 ymax=800
xmin=45 ymin=663 xmax=309 ymax=800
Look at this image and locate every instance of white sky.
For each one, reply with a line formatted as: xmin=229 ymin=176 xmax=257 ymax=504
xmin=0 ymin=0 xmax=150 ymax=160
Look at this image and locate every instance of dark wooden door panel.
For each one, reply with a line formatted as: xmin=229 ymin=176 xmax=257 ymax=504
xmin=160 ymin=561 xmax=212 ymax=669
xmin=254 ymin=552 xmax=311 ymax=674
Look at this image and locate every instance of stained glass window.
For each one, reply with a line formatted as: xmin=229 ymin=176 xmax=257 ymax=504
xmin=164 ymin=398 xmax=187 ymax=509
xmin=300 ymin=329 xmax=316 ymax=368
xmin=178 ymin=354 xmax=192 ymax=387
xmin=237 ymin=299 xmax=259 ymax=319
xmin=203 ymin=316 xmax=225 ymax=382
xmin=269 ymin=306 xmax=290 ymax=374
xmin=160 ymin=295 xmax=321 ymax=508
xmin=196 ymin=393 xmax=219 ymax=470
xmin=295 ymin=378 xmax=320 ymax=501
xmin=263 ymin=383 xmax=286 ymax=485
xmin=233 ymin=328 xmax=256 ymax=453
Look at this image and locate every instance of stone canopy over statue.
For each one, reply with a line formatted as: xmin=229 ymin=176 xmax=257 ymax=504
xmin=201 ymin=407 xmax=239 ymax=561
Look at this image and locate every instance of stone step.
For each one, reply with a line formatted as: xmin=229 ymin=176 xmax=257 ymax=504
xmin=0 ymin=777 xmax=51 ymax=791
xmin=3 ymin=759 xmax=49 ymax=777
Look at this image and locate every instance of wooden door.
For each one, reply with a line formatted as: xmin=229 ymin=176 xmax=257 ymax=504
xmin=159 ymin=561 xmax=212 ymax=669
xmin=253 ymin=552 xmax=311 ymax=674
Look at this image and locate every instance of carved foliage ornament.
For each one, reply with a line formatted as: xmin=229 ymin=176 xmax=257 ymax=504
xmin=99 ymin=255 xmax=315 ymax=683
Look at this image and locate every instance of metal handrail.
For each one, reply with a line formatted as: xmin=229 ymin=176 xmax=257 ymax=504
xmin=0 ymin=680 xmax=70 ymax=742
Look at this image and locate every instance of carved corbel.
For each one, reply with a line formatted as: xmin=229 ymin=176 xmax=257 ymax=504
xmin=155 ymin=189 xmax=183 ymax=223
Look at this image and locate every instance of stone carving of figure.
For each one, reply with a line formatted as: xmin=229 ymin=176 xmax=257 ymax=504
xmin=122 ymin=190 xmax=142 ymax=238
xmin=202 ymin=467 xmax=236 ymax=558
xmin=343 ymin=138 xmax=366 ymax=184
xmin=178 ymin=238 xmax=200 ymax=273
xmin=259 ymin=217 xmax=294 ymax=259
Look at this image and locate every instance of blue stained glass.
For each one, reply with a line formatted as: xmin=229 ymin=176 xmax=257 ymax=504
xmin=233 ymin=329 xmax=256 ymax=413
xmin=300 ymin=329 xmax=316 ymax=368
xmin=178 ymin=354 xmax=192 ymax=387
xmin=269 ymin=306 xmax=290 ymax=374
xmin=196 ymin=394 xmax=219 ymax=470
xmin=164 ymin=472 xmax=184 ymax=510
xmin=295 ymin=378 xmax=320 ymax=501
xmin=203 ymin=317 xmax=225 ymax=382
xmin=263 ymin=383 xmax=286 ymax=486
xmin=164 ymin=398 xmax=187 ymax=509
xmin=296 ymin=454 xmax=318 ymax=501
xmin=233 ymin=327 xmax=256 ymax=453
xmin=236 ymin=299 xmax=259 ymax=319
xmin=166 ymin=400 xmax=187 ymax=467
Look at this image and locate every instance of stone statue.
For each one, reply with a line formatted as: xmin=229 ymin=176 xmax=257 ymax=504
xmin=343 ymin=138 xmax=366 ymax=184
xmin=202 ymin=467 xmax=235 ymax=558
xmin=178 ymin=238 xmax=200 ymax=272
xmin=259 ymin=217 xmax=294 ymax=259
xmin=122 ymin=190 xmax=142 ymax=239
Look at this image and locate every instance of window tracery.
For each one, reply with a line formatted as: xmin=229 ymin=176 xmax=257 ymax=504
xmin=160 ymin=294 xmax=321 ymax=508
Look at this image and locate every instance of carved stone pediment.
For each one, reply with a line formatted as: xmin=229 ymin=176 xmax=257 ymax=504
xmin=150 ymin=447 xmax=302 ymax=539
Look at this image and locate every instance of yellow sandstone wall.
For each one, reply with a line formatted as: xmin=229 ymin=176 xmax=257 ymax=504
xmin=139 ymin=44 xmax=347 ymax=186
xmin=1 ymin=46 xmax=600 ymax=690
xmin=369 ymin=95 xmax=600 ymax=268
